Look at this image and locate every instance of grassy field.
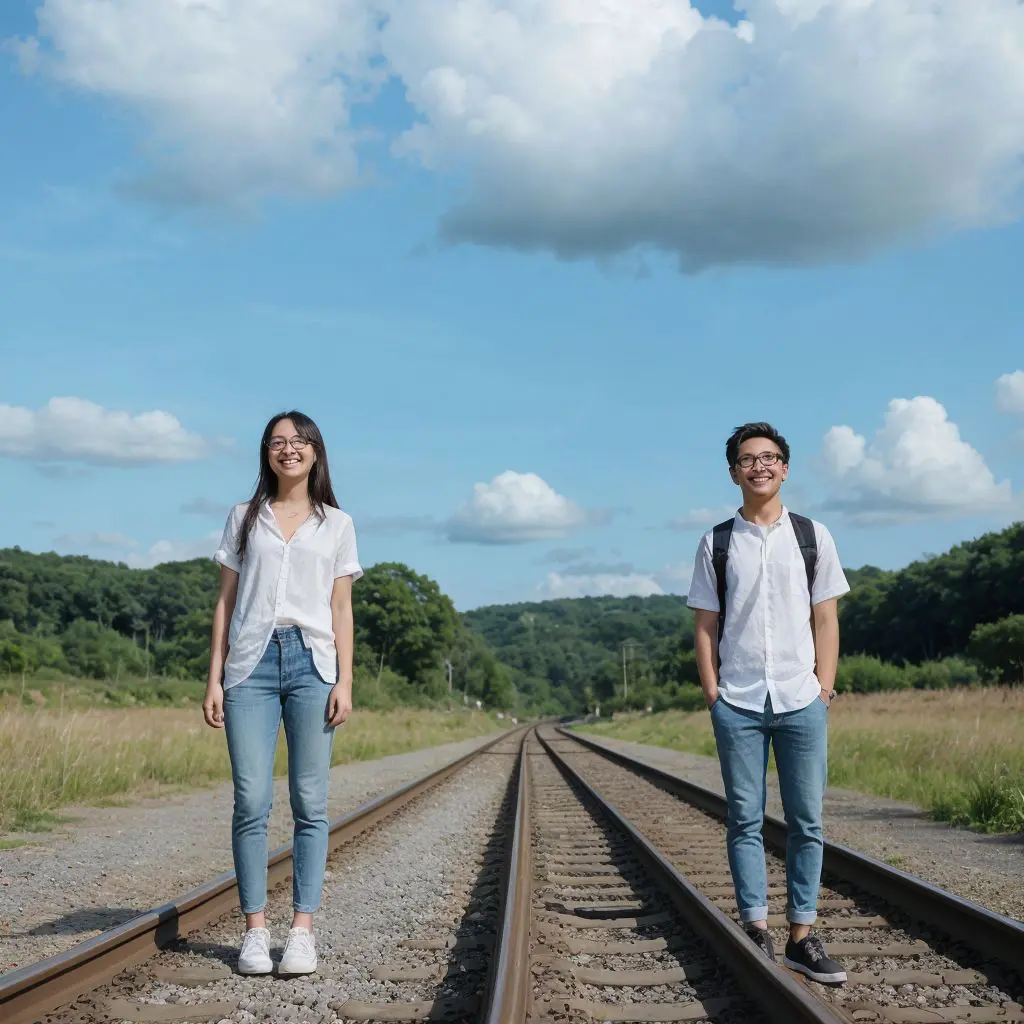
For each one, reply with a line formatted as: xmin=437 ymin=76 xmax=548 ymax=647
xmin=1 ymin=671 xmax=205 ymax=710
xmin=0 ymin=705 xmax=506 ymax=835
xmin=579 ymin=688 xmax=1024 ymax=834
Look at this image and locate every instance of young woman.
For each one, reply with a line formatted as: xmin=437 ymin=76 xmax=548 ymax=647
xmin=202 ymin=410 xmax=362 ymax=976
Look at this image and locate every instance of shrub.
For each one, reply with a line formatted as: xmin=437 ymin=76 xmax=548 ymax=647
xmin=968 ymin=615 xmax=1024 ymax=685
xmin=834 ymin=654 xmax=909 ymax=694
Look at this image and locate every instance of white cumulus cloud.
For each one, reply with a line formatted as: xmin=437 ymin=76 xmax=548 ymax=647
xmin=381 ymin=0 xmax=1024 ymax=268
xmin=447 ymin=470 xmax=594 ymax=544
xmin=15 ymin=1 xmax=1024 ymax=267
xmin=0 ymin=397 xmax=210 ymax=465
xmin=125 ymin=531 xmax=222 ymax=568
xmin=52 ymin=528 xmax=220 ymax=566
xmin=821 ymin=396 xmax=1013 ymax=523
xmin=537 ymin=561 xmax=692 ymax=599
xmin=17 ymin=0 xmax=377 ymax=207
xmin=539 ymin=571 xmax=665 ymax=600
xmin=996 ymin=370 xmax=1024 ymax=415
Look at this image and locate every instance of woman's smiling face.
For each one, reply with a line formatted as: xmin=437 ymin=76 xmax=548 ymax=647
xmin=267 ymin=417 xmax=317 ymax=486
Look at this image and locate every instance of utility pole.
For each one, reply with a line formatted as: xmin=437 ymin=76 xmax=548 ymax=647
xmin=620 ymin=641 xmax=647 ymax=703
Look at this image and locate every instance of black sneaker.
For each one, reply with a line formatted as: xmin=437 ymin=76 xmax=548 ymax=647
xmin=783 ymin=933 xmax=847 ymax=984
xmin=744 ymin=926 xmax=775 ymax=963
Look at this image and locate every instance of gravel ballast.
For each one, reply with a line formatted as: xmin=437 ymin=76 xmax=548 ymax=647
xmin=0 ymin=731 xmax=504 ymax=975
xmin=44 ymin=747 xmax=518 ymax=1024
xmin=573 ymin=731 xmax=1024 ymax=923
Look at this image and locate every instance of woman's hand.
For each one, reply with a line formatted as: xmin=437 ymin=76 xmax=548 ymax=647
xmin=202 ymin=682 xmax=225 ymax=729
xmin=327 ymin=683 xmax=352 ymax=728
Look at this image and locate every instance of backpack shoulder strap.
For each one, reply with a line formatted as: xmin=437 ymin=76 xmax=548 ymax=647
xmin=789 ymin=513 xmax=818 ymax=600
xmin=711 ymin=519 xmax=734 ymax=641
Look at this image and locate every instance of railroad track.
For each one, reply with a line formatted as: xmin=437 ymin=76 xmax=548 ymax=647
xmin=3 ymin=723 xmax=1022 ymax=1023
xmin=540 ymin=727 xmax=1024 ymax=1024
xmin=0 ymin=727 xmax=527 ymax=1024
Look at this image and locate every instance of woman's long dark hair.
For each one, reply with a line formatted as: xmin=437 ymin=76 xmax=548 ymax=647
xmin=237 ymin=410 xmax=339 ymax=562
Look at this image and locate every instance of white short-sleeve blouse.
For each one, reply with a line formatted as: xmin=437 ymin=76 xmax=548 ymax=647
xmin=214 ymin=501 xmax=363 ymax=689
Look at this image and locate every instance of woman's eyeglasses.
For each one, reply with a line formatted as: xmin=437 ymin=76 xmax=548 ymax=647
xmin=266 ymin=436 xmax=312 ymax=452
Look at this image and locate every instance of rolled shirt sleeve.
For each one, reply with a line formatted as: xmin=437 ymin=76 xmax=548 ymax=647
xmin=214 ymin=505 xmax=243 ymax=573
xmin=333 ymin=517 xmax=364 ymax=581
xmin=810 ymin=523 xmax=850 ymax=605
xmin=686 ymin=532 xmax=720 ymax=612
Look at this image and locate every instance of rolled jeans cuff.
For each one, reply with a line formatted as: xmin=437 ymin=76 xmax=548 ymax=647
xmin=787 ymin=908 xmax=818 ymax=925
xmin=739 ymin=904 xmax=769 ymax=924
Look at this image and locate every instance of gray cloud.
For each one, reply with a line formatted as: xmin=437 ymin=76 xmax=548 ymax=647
xmin=20 ymin=3 xmax=1024 ymax=269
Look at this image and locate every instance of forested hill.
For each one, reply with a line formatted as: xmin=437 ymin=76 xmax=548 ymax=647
xmin=0 ymin=549 xmax=516 ymax=710
xmin=838 ymin=521 xmax=1023 ymax=665
xmin=463 ymin=596 xmax=694 ymax=713
xmin=464 ymin=520 xmax=1024 ymax=709
xmin=1 ymin=519 xmax=1021 ymax=714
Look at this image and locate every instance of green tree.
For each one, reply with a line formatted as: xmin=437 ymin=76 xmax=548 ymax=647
xmin=0 ymin=639 xmax=27 ymax=673
xmin=448 ymin=629 xmax=516 ymax=708
xmin=354 ymin=563 xmax=459 ymax=686
xmin=968 ymin=615 xmax=1024 ymax=684
xmin=60 ymin=619 xmax=149 ymax=680
xmin=155 ymin=609 xmax=213 ymax=680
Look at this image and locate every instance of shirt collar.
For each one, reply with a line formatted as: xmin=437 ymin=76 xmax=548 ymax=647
xmin=733 ymin=505 xmax=789 ymax=533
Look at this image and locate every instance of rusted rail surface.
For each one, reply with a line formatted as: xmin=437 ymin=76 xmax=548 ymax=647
xmin=0 ymin=727 xmax=525 ymax=1024
xmin=538 ymin=730 xmax=845 ymax=1024
xmin=11 ymin=720 xmax=1020 ymax=1024
xmin=560 ymin=726 xmax=1024 ymax=972
xmin=481 ymin=729 xmax=532 ymax=1024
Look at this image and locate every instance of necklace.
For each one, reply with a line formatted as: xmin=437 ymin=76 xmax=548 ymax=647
xmin=274 ymin=501 xmax=311 ymax=520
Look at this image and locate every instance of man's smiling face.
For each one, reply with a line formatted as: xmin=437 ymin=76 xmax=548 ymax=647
xmin=730 ymin=436 xmax=789 ymax=500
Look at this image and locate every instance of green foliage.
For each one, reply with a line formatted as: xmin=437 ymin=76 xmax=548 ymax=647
xmin=4 ymin=518 xmax=1020 ymax=717
xmin=929 ymin=774 xmax=1024 ymax=834
xmin=835 ymin=654 xmax=911 ymax=693
xmin=153 ymin=609 xmax=212 ymax=680
xmin=0 ymin=639 xmax=26 ymax=674
xmin=967 ymin=615 xmax=1024 ymax=684
xmin=0 ymin=547 xmax=512 ymax=711
xmin=464 ymin=594 xmax=694 ymax=715
xmin=60 ymin=619 xmax=150 ymax=680
xmin=353 ymin=563 xmax=460 ymax=684
xmin=835 ymin=654 xmax=984 ymax=694
xmin=840 ymin=522 xmax=1024 ymax=664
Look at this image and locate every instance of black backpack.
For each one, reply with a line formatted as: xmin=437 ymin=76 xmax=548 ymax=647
xmin=711 ymin=513 xmax=817 ymax=643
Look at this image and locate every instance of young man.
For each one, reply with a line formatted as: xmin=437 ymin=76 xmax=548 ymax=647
xmin=687 ymin=422 xmax=850 ymax=984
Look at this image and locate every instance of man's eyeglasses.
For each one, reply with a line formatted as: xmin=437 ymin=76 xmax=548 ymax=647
xmin=267 ymin=436 xmax=312 ymax=453
xmin=735 ymin=451 xmax=784 ymax=469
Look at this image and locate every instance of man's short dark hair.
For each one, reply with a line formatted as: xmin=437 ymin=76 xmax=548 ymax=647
xmin=726 ymin=422 xmax=791 ymax=467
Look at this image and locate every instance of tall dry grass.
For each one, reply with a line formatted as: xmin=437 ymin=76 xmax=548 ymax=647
xmin=0 ymin=706 xmax=504 ymax=833
xmin=581 ymin=688 xmax=1024 ymax=833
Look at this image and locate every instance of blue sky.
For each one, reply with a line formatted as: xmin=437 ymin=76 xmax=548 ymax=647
xmin=2 ymin=0 xmax=1023 ymax=610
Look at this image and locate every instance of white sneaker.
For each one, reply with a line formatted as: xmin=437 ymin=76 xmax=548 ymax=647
xmin=237 ymin=927 xmax=273 ymax=975
xmin=279 ymin=927 xmax=318 ymax=975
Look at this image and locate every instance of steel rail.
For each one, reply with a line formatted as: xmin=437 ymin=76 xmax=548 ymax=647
xmin=538 ymin=730 xmax=845 ymax=1024
xmin=561 ymin=726 xmax=1024 ymax=971
xmin=480 ymin=729 xmax=533 ymax=1024
xmin=0 ymin=727 xmax=523 ymax=1024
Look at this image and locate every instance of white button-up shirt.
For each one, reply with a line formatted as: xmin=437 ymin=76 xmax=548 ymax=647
xmin=687 ymin=508 xmax=850 ymax=713
xmin=214 ymin=501 xmax=363 ymax=689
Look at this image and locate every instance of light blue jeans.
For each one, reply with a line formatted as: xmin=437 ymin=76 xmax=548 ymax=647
xmin=223 ymin=627 xmax=335 ymax=914
xmin=710 ymin=693 xmax=828 ymax=926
